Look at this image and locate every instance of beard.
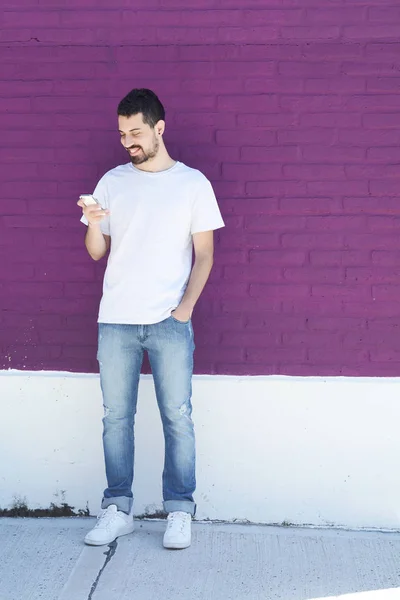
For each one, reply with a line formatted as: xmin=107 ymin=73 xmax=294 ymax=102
xmin=127 ymin=135 xmax=160 ymax=165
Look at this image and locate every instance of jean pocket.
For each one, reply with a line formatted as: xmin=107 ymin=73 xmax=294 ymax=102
xmin=170 ymin=315 xmax=190 ymax=325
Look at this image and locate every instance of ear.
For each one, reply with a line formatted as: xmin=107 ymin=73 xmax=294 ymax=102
xmin=156 ymin=120 xmax=165 ymax=137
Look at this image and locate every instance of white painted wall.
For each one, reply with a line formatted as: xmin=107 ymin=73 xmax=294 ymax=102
xmin=1 ymin=371 xmax=399 ymax=529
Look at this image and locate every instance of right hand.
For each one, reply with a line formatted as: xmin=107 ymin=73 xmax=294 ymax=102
xmin=77 ymin=198 xmax=110 ymax=227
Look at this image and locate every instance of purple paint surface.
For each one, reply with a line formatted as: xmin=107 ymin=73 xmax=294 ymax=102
xmin=1 ymin=2 xmax=400 ymax=376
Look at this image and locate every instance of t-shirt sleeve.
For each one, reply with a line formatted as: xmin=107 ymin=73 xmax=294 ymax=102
xmin=80 ymin=175 xmax=111 ymax=236
xmin=190 ymin=177 xmax=225 ymax=235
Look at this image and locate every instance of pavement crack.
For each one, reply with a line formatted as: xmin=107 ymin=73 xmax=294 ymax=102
xmin=87 ymin=539 xmax=118 ymax=600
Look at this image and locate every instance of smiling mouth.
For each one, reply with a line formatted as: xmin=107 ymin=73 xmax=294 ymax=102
xmin=128 ymin=147 xmax=141 ymax=156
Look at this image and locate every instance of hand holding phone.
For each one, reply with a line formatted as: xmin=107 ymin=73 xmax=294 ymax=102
xmin=80 ymin=194 xmax=98 ymax=207
xmin=77 ymin=194 xmax=109 ymax=227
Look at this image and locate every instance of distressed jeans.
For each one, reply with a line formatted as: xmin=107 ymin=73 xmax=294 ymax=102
xmin=97 ymin=316 xmax=196 ymax=516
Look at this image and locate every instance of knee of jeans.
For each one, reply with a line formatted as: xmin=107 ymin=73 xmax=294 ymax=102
xmin=163 ymin=401 xmax=193 ymax=426
xmin=103 ymin=405 xmax=135 ymax=422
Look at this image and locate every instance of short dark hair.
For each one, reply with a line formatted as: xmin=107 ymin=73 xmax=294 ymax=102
xmin=117 ymin=89 xmax=165 ymax=128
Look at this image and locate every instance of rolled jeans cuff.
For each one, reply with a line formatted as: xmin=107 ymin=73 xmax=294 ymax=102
xmin=164 ymin=500 xmax=196 ymax=516
xmin=102 ymin=496 xmax=133 ymax=515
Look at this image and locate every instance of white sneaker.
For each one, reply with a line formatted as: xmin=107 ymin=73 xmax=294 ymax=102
xmin=84 ymin=505 xmax=134 ymax=546
xmin=163 ymin=511 xmax=192 ymax=549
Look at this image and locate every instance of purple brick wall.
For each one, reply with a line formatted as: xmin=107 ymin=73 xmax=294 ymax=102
xmin=1 ymin=1 xmax=400 ymax=376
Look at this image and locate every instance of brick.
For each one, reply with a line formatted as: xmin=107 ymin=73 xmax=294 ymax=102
xmin=239 ymin=44 xmax=302 ymax=61
xmin=346 ymin=165 xmax=400 ymax=180
xmin=345 ymin=95 xmax=400 ymax=111
xmin=310 ymin=251 xmax=371 ymax=267
xmin=284 ymin=268 xmax=344 ymax=284
xmin=238 ymin=113 xmax=298 ymax=128
xmin=372 ymin=285 xmax=400 ymax=302
xmin=368 ymin=7 xmax=400 ymax=22
xmin=344 ymin=197 xmax=400 ymax=215
xmin=339 ymin=128 xmax=400 ymax=145
xmin=217 ymin=94 xmax=278 ymax=112
xmin=302 ymin=146 xmax=366 ymax=162
xmin=365 ymin=41 xmax=400 ymax=60
xmin=282 ymin=297 xmax=344 ymax=316
xmin=222 ymin=164 xmax=282 ymax=181
xmin=217 ymin=130 xmax=275 ymax=146
xmin=301 ymin=113 xmax=362 ymax=127
xmin=221 ymin=298 xmax=281 ymax=315
xmin=283 ymin=331 xmax=342 ymax=347
xmin=250 ymin=284 xmax=309 ymax=299
xmin=369 ymin=180 xmax=400 ymax=196
xmin=246 ymin=181 xmax=307 ymax=197
xmin=308 ymin=348 xmax=369 ymax=365
xmin=245 ymin=315 xmax=306 ymax=332
xmin=283 ymin=164 xmax=345 ymax=180
xmin=280 ymin=198 xmax=342 ymax=215
xmin=248 ymin=347 xmax=307 ymax=363
xmin=363 ymin=113 xmax=400 ymax=128
xmin=280 ymin=95 xmax=343 ymax=112
xmin=0 ymin=263 xmax=34 ymax=281
xmin=305 ymin=216 xmax=366 ymax=231
xmin=368 ymin=318 xmax=400 ymax=332
xmin=305 ymin=77 xmax=365 ymax=94
xmin=278 ymin=128 xmax=335 ymax=145
xmin=306 ymin=7 xmax=366 ymax=23
xmin=370 ymin=350 xmax=400 ymax=365
xmin=214 ymin=363 xmax=278 ymax=376
xmin=367 ymin=77 xmax=400 ymax=93
xmin=281 ymin=26 xmax=340 ymax=40
xmin=278 ymin=61 xmax=339 ymax=77
xmin=342 ymin=61 xmax=400 ymax=77
xmin=0 ymin=97 xmax=31 ymax=112
xmin=222 ymin=199 xmax=279 ymax=216
xmin=36 ymin=263 xmax=96 ymax=282
xmin=250 ymin=250 xmax=306 ymax=267
xmin=344 ymin=25 xmax=400 ymax=40
xmin=344 ymin=234 xmax=400 ymax=250
xmin=307 ymin=181 xmax=369 ymax=195
xmin=282 ymin=233 xmax=343 ymax=249
xmin=241 ymin=146 xmax=300 ymax=163
xmin=312 ymin=284 xmax=370 ymax=300
xmin=306 ymin=317 xmax=367 ymax=331
xmin=222 ymin=331 xmax=281 ymax=348
xmin=302 ymin=42 xmax=363 ymax=60
xmin=224 ymin=266 xmax=283 ymax=283
xmin=372 ymin=252 xmax=400 ymax=267
xmin=245 ymin=215 xmax=305 ymax=232
xmin=346 ymin=267 xmax=400 ymax=284
xmin=2 ymin=10 xmax=61 ymax=27
xmin=245 ymin=77 xmax=303 ymax=94
xmin=343 ymin=301 xmax=400 ymax=318
xmin=367 ymin=147 xmax=400 ymax=162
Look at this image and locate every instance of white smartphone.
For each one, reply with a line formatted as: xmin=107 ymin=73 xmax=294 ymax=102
xmin=80 ymin=194 xmax=98 ymax=207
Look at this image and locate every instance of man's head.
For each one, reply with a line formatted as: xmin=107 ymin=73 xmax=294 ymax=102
xmin=117 ymin=89 xmax=166 ymax=166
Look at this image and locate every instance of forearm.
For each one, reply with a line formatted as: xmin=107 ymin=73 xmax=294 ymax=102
xmin=85 ymin=224 xmax=108 ymax=261
xmin=179 ymin=255 xmax=214 ymax=313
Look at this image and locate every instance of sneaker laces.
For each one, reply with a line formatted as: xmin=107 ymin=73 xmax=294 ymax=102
xmin=94 ymin=506 xmax=119 ymax=531
xmin=167 ymin=511 xmax=190 ymax=533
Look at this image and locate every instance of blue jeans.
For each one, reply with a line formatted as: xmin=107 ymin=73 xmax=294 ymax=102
xmin=97 ymin=316 xmax=196 ymax=516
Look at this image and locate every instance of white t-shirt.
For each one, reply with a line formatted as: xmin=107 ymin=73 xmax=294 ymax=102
xmin=81 ymin=161 xmax=224 ymax=325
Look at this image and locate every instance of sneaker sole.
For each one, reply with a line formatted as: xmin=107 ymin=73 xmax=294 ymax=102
xmin=84 ymin=523 xmax=135 ymax=546
xmin=163 ymin=540 xmax=191 ymax=550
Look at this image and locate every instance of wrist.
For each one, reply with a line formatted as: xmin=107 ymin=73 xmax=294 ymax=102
xmin=179 ymin=301 xmax=194 ymax=314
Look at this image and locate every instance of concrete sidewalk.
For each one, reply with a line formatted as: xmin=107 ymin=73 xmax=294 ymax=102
xmin=1 ymin=518 xmax=400 ymax=600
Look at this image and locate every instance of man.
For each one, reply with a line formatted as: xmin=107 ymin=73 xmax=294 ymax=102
xmin=77 ymin=89 xmax=224 ymax=550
